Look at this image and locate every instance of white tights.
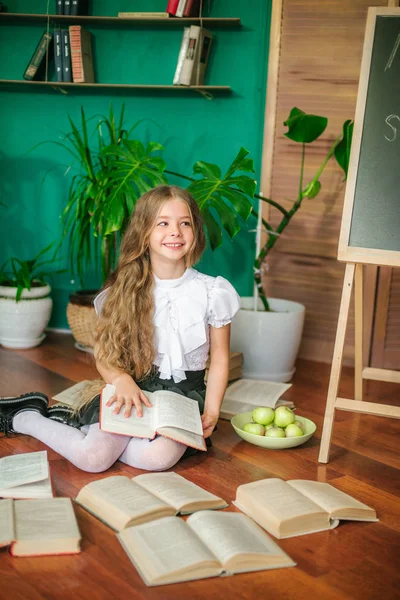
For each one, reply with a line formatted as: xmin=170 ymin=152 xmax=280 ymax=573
xmin=13 ymin=412 xmax=187 ymax=473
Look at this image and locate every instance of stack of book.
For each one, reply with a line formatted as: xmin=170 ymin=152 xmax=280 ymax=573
xmin=166 ymin=0 xmax=201 ymax=17
xmin=173 ymin=25 xmax=213 ymax=85
xmin=56 ymin=0 xmax=89 ymax=15
xmin=205 ymin=351 xmax=243 ymax=383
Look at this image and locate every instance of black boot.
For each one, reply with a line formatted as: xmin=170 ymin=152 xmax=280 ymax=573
xmin=0 ymin=392 xmax=49 ymax=435
xmin=47 ymin=405 xmax=81 ymax=429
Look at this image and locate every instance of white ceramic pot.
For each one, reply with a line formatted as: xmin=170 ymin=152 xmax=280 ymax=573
xmin=230 ymin=297 xmax=305 ymax=382
xmin=0 ymin=284 xmax=52 ymax=349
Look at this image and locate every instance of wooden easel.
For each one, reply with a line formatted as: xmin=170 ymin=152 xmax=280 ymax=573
xmin=318 ymin=7 xmax=400 ymax=463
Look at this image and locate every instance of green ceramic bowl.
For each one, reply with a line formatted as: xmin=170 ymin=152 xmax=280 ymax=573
xmin=231 ymin=412 xmax=316 ymax=449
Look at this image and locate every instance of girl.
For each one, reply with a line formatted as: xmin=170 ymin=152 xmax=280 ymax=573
xmin=0 ymin=185 xmax=240 ymax=472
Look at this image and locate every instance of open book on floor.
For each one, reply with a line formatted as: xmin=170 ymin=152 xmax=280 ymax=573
xmin=118 ymin=511 xmax=295 ymax=586
xmin=52 ymin=380 xmax=92 ymax=407
xmin=75 ymin=472 xmax=227 ymax=531
xmin=0 ymin=451 xmax=53 ymax=499
xmin=233 ymin=478 xmax=378 ymax=539
xmin=0 ymin=498 xmax=81 ymax=556
xmin=219 ymin=379 xmax=294 ymax=420
xmin=100 ymin=384 xmax=206 ymax=451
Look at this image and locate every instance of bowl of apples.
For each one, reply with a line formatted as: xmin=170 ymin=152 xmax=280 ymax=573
xmin=231 ymin=406 xmax=316 ymax=449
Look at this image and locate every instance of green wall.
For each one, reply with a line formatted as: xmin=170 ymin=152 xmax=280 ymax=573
xmin=0 ymin=0 xmax=271 ymax=328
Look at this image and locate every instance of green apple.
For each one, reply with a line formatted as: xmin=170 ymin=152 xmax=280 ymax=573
xmin=265 ymin=427 xmax=286 ymax=438
xmin=285 ymin=423 xmax=304 ymax=437
xmin=294 ymin=419 xmax=304 ymax=431
xmin=243 ymin=422 xmax=265 ymax=436
xmin=274 ymin=406 xmax=295 ymax=428
xmin=252 ymin=407 xmax=275 ymax=426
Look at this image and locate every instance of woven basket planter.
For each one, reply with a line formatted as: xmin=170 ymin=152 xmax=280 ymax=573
xmin=67 ymin=290 xmax=99 ymax=350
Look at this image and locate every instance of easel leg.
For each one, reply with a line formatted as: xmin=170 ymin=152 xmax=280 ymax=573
xmin=354 ymin=264 xmax=364 ymax=400
xmin=318 ymin=263 xmax=356 ymax=463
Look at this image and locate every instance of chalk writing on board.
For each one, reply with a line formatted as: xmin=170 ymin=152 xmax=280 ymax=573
xmin=384 ymin=114 xmax=400 ymax=141
xmin=384 ymin=32 xmax=400 ymax=71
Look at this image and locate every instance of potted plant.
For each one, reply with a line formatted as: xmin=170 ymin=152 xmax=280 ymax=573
xmin=0 ymin=244 xmax=62 ymax=349
xmin=231 ymin=108 xmax=353 ymax=380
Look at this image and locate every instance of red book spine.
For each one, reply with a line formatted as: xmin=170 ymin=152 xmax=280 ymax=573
xmin=166 ymin=0 xmax=180 ymax=15
xmin=69 ymin=26 xmax=84 ymax=83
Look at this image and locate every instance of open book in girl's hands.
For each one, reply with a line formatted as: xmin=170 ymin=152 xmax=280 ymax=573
xmin=100 ymin=384 xmax=206 ymax=451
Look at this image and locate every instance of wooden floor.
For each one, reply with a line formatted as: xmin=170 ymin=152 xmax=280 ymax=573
xmin=1 ymin=332 xmax=399 ymax=600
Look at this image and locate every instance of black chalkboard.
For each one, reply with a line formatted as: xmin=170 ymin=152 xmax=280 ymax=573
xmin=349 ymin=15 xmax=400 ymax=253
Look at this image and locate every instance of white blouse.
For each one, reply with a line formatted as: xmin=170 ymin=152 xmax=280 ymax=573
xmin=94 ymin=268 xmax=240 ymax=383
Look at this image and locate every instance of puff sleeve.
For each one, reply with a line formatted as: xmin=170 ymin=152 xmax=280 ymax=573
xmin=208 ymin=276 xmax=241 ymax=328
xmin=93 ymin=289 xmax=109 ymax=316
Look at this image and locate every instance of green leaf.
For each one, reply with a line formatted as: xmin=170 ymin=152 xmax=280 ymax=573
xmin=202 ymin=209 xmax=222 ymax=250
xmin=334 ymin=119 xmax=354 ymax=180
xmin=284 ymin=107 xmax=328 ymax=143
xmin=304 ymin=180 xmax=321 ymax=199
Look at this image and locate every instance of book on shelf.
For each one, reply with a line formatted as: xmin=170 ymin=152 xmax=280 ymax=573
xmin=75 ymin=471 xmax=228 ymax=531
xmin=179 ymin=26 xmax=212 ymax=86
xmin=176 ymin=0 xmax=188 ymax=17
xmin=100 ymin=384 xmax=206 ymax=451
xmin=173 ymin=27 xmax=190 ymax=85
xmin=219 ymin=378 xmax=294 ymax=420
xmin=23 ymin=31 xmax=53 ymax=81
xmin=69 ymin=26 xmax=95 ymax=83
xmin=56 ymin=0 xmax=63 ymax=15
xmin=183 ymin=0 xmax=201 ymax=17
xmin=0 ymin=451 xmax=53 ymax=499
xmin=64 ymin=0 xmax=71 ymax=15
xmin=0 ymin=498 xmax=81 ymax=557
xmin=71 ymin=0 xmax=89 ymax=15
xmin=233 ymin=478 xmax=378 ymax=539
xmin=118 ymin=511 xmax=296 ymax=586
xmin=166 ymin=0 xmax=180 ymax=15
xmin=61 ymin=29 xmax=72 ymax=82
xmin=118 ymin=12 xmax=170 ymax=19
xmin=53 ymin=28 xmax=63 ymax=82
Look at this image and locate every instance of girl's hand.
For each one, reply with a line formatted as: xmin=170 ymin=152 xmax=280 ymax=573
xmin=106 ymin=373 xmax=152 ymax=418
xmin=201 ymin=411 xmax=219 ymax=439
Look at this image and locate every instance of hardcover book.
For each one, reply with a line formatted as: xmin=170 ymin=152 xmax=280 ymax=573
xmin=75 ymin=471 xmax=227 ymax=531
xmin=53 ymin=28 xmax=63 ymax=82
xmin=61 ymin=29 xmax=72 ymax=82
xmin=118 ymin=512 xmax=296 ymax=586
xmin=0 ymin=451 xmax=53 ymax=499
xmin=233 ymin=478 xmax=378 ymax=539
xmin=100 ymin=384 xmax=206 ymax=451
xmin=69 ymin=25 xmax=95 ymax=83
xmin=23 ymin=31 xmax=53 ymax=81
xmin=0 ymin=498 xmax=81 ymax=556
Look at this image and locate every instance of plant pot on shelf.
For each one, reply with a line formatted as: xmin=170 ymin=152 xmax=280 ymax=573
xmin=66 ymin=290 xmax=99 ymax=352
xmin=230 ymin=297 xmax=305 ymax=383
xmin=0 ymin=284 xmax=53 ymax=349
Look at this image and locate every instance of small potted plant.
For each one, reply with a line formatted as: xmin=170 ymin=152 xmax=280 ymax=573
xmin=0 ymin=244 xmax=61 ymax=349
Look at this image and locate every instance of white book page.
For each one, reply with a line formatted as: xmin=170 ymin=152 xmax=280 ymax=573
xmin=236 ymin=479 xmax=325 ymax=522
xmin=0 ymin=451 xmax=48 ymax=490
xmin=1 ymin=475 xmax=53 ymax=499
xmin=158 ymin=427 xmax=206 ymax=451
xmin=288 ymin=480 xmax=376 ymax=516
xmin=134 ymin=472 xmax=222 ymax=511
xmin=100 ymin=385 xmax=155 ymax=437
xmin=118 ymin=516 xmax=218 ymax=579
xmin=188 ymin=511 xmax=287 ymax=566
xmin=222 ymin=379 xmax=292 ymax=409
xmin=0 ymin=499 xmax=15 ymax=546
xmin=52 ymin=380 xmax=92 ymax=407
xmin=153 ymin=392 xmax=203 ymax=435
xmin=15 ymin=498 xmax=80 ymax=541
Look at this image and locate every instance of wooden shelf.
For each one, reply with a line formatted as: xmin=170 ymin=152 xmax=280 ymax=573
xmin=0 ymin=13 xmax=241 ymax=27
xmin=0 ymin=79 xmax=231 ymax=93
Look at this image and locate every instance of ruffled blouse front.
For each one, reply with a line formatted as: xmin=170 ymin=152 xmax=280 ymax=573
xmin=94 ymin=268 xmax=240 ymax=383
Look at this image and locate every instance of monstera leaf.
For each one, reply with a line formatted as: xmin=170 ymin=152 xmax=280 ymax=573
xmin=98 ymin=139 xmax=167 ymax=235
xmin=284 ymin=107 xmax=328 ymax=144
xmin=187 ymin=148 xmax=256 ymax=250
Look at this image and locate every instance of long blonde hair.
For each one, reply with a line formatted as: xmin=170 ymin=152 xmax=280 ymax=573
xmin=95 ymin=185 xmax=205 ymax=382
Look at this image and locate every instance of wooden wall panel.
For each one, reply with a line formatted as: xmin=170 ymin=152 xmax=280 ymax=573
xmin=263 ymin=0 xmax=391 ymax=365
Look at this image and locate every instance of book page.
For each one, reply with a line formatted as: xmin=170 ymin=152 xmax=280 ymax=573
xmin=222 ymin=379 xmax=292 ymax=411
xmin=0 ymin=475 xmax=53 ymax=499
xmin=288 ymin=480 xmax=377 ymax=518
xmin=118 ymin=516 xmax=220 ymax=582
xmin=134 ymin=472 xmax=225 ymax=512
xmin=15 ymin=498 xmax=80 ymax=542
xmin=75 ymin=476 xmax=172 ymax=530
xmin=52 ymin=380 xmax=93 ymax=407
xmin=158 ymin=427 xmax=206 ymax=451
xmin=100 ymin=385 xmax=156 ymax=437
xmin=0 ymin=499 xmax=14 ymax=546
xmin=187 ymin=511 xmax=289 ymax=566
xmin=153 ymin=392 xmax=203 ymax=435
xmin=0 ymin=451 xmax=48 ymax=490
